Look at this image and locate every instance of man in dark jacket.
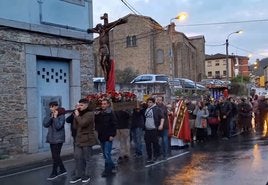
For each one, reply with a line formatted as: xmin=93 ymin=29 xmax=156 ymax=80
xmin=219 ymin=96 xmax=233 ymax=139
xmin=43 ymin=101 xmax=66 ymax=180
xmin=70 ymin=98 xmax=97 ymax=184
xmin=144 ymin=97 xmax=164 ymax=163
xmin=156 ymin=96 xmax=169 ymax=160
xmin=131 ymin=105 xmax=145 ymax=157
xmin=237 ymin=97 xmax=253 ymax=133
xmin=95 ymin=99 xmax=117 ymax=177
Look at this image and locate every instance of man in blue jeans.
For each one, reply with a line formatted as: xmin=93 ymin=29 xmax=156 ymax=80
xmin=156 ymin=96 xmax=169 ymax=160
xmin=131 ymin=105 xmax=145 ymax=157
xmin=95 ymin=99 xmax=117 ymax=177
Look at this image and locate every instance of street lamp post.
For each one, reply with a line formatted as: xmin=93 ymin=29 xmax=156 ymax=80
xmin=225 ymin=30 xmax=243 ymax=81
xmin=169 ymin=12 xmax=188 ymax=95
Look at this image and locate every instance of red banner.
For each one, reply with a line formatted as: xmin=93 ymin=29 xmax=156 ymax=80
xmin=172 ymin=100 xmax=191 ymax=142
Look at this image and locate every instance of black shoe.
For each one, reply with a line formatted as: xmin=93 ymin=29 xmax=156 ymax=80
xmin=111 ymin=167 xmax=117 ymax=174
xmin=123 ymin=155 xmax=129 ymax=161
xmin=81 ymin=176 xmax=90 ymax=183
xmin=47 ymin=173 xmax=58 ymax=180
xmin=70 ymin=176 xmax=82 ymax=184
xmin=57 ymin=169 xmax=67 ymax=177
xmin=134 ymin=154 xmax=143 ymax=158
xmin=146 ymin=158 xmax=153 ymax=163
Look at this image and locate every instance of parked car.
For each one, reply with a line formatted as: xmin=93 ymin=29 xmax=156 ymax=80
xmin=169 ymin=78 xmax=207 ymax=91
xmin=200 ymin=79 xmax=230 ymax=87
xmin=130 ymin=74 xmax=169 ymax=84
xmin=196 ymin=83 xmax=207 ymax=90
xmin=172 ymin=78 xmax=196 ymax=89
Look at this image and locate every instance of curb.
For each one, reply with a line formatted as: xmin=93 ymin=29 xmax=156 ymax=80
xmin=0 ymin=145 xmax=101 ymax=177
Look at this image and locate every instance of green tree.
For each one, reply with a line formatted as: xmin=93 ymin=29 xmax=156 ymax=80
xmin=115 ymin=67 xmax=139 ymax=84
xmin=231 ymin=75 xmax=250 ymax=83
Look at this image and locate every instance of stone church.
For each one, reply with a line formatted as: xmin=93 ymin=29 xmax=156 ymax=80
xmin=93 ymin=14 xmax=205 ymax=82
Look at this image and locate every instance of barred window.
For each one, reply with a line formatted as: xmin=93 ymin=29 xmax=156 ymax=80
xmin=126 ymin=35 xmax=137 ymax=47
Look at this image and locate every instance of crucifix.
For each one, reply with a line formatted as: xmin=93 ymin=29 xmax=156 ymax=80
xmin=87 ymin=13 xmax=127 ymax=81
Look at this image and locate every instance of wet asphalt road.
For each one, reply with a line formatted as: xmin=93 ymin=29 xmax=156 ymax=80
xmin=1 ymin=131 xmax=268 ymax=185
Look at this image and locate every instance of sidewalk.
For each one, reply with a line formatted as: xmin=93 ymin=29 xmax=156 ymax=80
xmin=0 ymin=145 xmax=101 ymax=177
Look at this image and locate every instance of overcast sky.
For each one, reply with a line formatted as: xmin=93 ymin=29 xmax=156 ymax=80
xmin=92 ymin=0 xmax=268 ymax=64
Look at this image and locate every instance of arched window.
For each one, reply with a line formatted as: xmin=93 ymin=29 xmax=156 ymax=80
xmin=156 ymin=49 xmax=164 ymax=64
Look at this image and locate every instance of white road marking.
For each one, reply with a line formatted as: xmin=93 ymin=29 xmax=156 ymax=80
xmin=145 ymin=151 xmax=190 ymax=168
xmin=0 ymin=151 xmax=190 ymax=178
xmin=0 ymin=159 xmax=74 ymax=179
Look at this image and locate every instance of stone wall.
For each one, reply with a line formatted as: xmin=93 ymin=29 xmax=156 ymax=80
xmin=0 ymin=27 xmax=93 ymax=155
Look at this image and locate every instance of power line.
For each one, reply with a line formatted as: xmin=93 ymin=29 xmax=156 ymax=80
xmin=121 ymin=0 xmax=142 ymax=15
xmin=229 ymin=44 xmax=254 ymax=54
xmin=229 ymin=44 xmax=268 ymax=58
xmin=205 ymin=43 xmax=225 ymax=47
xmin=120 ymin=0 xmax=163 ymax=30
xmin=176 ymin=18 xmax=268 ymax=27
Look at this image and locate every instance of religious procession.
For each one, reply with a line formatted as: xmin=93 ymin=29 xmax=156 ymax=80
xmin=39 ymin=11 xmax=268 ymax=184
xmin=42 ymin=88 xmax=268 ymax=184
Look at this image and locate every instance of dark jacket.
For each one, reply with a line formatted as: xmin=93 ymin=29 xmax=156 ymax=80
xmin=157 ymin=104 xmax=169 ymax=129
xmin=66 ymin=113 xmax=76 ymax=139
xmin=114 ymin=110 xmax=130 ymax=129
xmin=207 ymin=103 xmax=219 ymax=118
xmin=95 ymin=107 xmax=117 ymax=142
xmin=131 ymin=108 xmax=145 ymax=129
xmin=73 ymin=109 xmax=97 ymax=147
xmin=43 ymin=107 xmax=65 ymax=144
xmin=237 ymin=102 xmax=252 ymax=118
xmin=219 ymin=100 xmax=233 ymax=118
xmin=187 ymin=102 xmax=196 ymax=120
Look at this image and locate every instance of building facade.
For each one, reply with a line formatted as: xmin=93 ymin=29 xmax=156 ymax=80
xmin=0 ymin=0 xmax=94 ymax=155
xmin=93 ymin=14 xmax=205 ymax=82
xmin=205 ymin=53 xmax=249 ymax=79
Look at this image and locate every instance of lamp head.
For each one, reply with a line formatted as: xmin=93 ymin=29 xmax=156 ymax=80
xmin=174 ymin=12 xmax=188 ymax=22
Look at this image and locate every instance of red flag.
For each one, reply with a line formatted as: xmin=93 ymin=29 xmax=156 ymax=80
xmin=106 ymin=59 xmax=115 ymax=93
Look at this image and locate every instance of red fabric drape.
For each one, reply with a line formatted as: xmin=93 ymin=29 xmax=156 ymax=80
xmin=178 ymin=111 xmax=191 ymax=142
xmin=106 ymin=59 xmax=115 ymax=93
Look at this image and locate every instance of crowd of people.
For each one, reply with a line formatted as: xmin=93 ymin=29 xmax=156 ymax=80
xmin=42 ymin=93 xmax=268 ymax=183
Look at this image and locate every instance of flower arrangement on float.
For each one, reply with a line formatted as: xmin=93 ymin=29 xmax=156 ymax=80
xmin=85 ymin=91 xmax=137 ymax=110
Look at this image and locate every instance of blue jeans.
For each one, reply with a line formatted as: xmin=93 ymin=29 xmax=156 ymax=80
xmin=100 ymin=141 xmax=115 ymax=172
xmin=160 ymin=129 xmax=169 ymax=158
xmin=132 ymin=128 xmax=143 ymax=155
